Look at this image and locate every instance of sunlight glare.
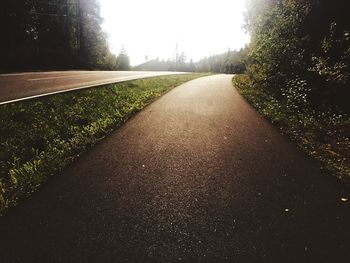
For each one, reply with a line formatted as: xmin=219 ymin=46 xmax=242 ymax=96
xmin=100 ymin=0 xmax=250 ymax=65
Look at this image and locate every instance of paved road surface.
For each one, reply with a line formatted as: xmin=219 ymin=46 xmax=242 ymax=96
xmin=0 ymin=75 xmax=349 ymax=262
xmin=0 ymin=70 xmax=184 ymax=104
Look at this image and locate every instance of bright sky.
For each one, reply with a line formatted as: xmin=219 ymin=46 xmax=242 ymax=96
xmin=100 ymin=0 xmax=250 ymax=66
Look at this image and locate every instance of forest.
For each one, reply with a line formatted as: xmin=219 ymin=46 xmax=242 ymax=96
xmin=0 ymin=0 xmax=121 ymax=71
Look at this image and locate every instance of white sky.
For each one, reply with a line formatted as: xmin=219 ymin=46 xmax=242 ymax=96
xmin=100 ymin=0 xmax=250 ymax=66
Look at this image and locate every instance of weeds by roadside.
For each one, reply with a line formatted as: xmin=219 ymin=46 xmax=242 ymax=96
xmin=0 ymin=73 xmax=208 ymax=215
xmin=233 ymin=74 xmax=350 ymax=182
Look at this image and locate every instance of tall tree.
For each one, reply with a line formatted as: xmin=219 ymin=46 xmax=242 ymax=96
xmin=0 ymin=0 xmax=117 ymax=72
xmin=116 ymin=47 xmax=130 ymax=71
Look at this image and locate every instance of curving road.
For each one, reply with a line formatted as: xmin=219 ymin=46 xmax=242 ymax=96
xmin=0 ymin=70 xmax=184 ymax=104
xmin=0 ymin=75 xmax=349 ymax=262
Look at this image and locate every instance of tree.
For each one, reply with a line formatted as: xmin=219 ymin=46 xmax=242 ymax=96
xmin=243 ymin=0 xmax=350 ymax=111
xmin=194 ymin=48 xmax=247 ymax=74
xmin=116 ymin=47 xmax=130 ymax=71
xmin=0 ymin=0 xmax=116 ymax=71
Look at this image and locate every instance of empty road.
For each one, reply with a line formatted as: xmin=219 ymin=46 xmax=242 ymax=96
xmin=0 ymin=70 xmax=184 ymax=104
xmin=0 ymin=75 xmax=349 ymax=262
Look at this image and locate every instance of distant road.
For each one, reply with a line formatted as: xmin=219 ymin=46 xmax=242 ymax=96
xmin=0 ymin=71 xmax=184 ymax=104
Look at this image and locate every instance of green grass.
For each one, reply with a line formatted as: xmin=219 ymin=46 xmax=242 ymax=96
xmin=233 ymin=74 xmax=350 ymax=182
xmin=0 ymin=73 xmax=209 ymax=214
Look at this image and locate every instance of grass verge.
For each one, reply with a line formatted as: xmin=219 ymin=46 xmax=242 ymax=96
xmin=233 ymin=74 xmax=350 ymax=182
xmin=0 ymin=73 xmax=208 ymax=215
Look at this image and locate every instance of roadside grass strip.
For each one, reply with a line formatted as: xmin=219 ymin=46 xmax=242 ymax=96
xmin=0 ymin=73 xmax=208 ymax=214
xmin=233 ymin=74 xmax=350 ymax=183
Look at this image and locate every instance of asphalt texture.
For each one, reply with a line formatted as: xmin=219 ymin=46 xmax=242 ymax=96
xmin=0 ymin=70 xmax=183 ymax=104
xmin=0 ymin=75 xmax=349 ymax=262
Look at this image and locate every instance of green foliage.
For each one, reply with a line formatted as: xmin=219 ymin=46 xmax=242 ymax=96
xmin=116 ymin=47 xmax=131 ymax=71
xmin=234 ymin=74 xmax=287 ymax=124
xmin=238 ymin=0 xmax=350 ymax=180
xmin=195 ymin=48 xmax=247 ymax=74
xmin=234 ymin=75 xmax=350 ymax=181
xmin=244 ymin=0 xmax=350 ymax=112
xmin=283 ymin=77 xmax=311 ymax=112
xmin=133 ymin=49 xmax=246 ymax=73
xmin=247 ymin=1 xmax=308 ymax=93
xmin=0 ymin=0 xmax=117 ymax=71
xmin=133 ymin=56 xmax=197 ymax=72
xmin=309 ymin=22 xmax=350 ymax=88
xmin=0 ymin=74 xmax=207 ymax=214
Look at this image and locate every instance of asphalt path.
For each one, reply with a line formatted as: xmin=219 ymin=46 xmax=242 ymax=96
xmin=0 ymin=75 xmax=349 ymax=262
xmin=0 ymin=70 xmax=184 ymax=104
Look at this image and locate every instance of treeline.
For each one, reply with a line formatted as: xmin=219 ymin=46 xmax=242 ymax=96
xmin=0 ymin=0 xmax=127 ymax=72
xmin=243 ymin=0 xmax=350 ymax=111
xmin=134 ymin=49 xmax=247 ymax=73
xmin=133 ymin=59 xmax=196 ymax=72
xmin=133 ymin=52 xmax=196 ymax=72
xmin=195 ymin=48 xmax=247 ymax=73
